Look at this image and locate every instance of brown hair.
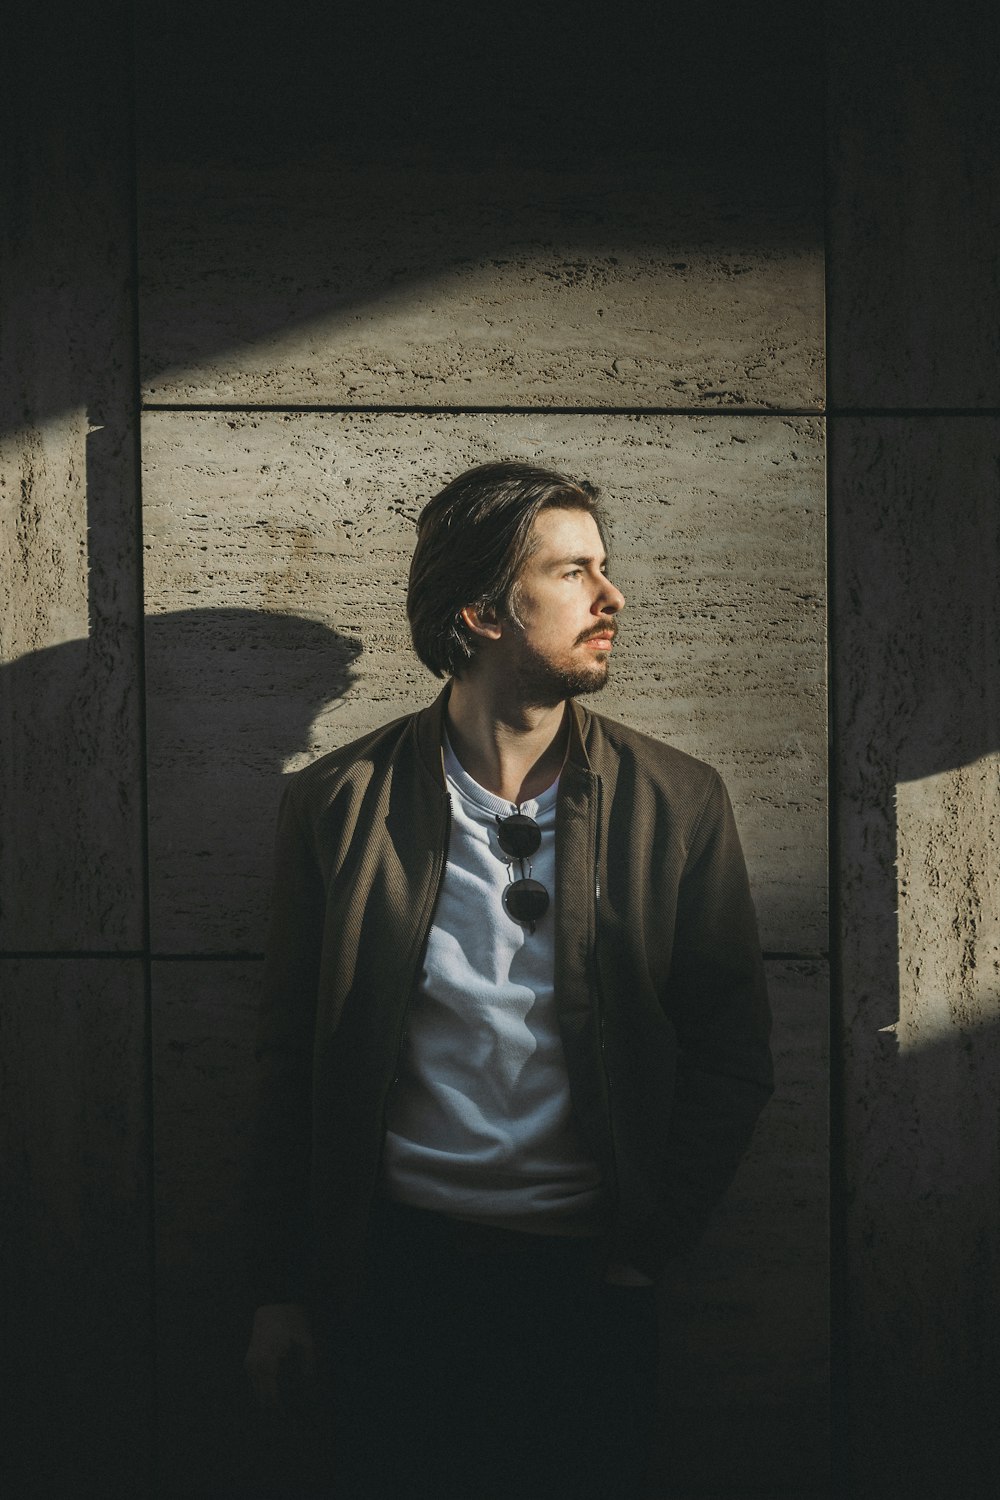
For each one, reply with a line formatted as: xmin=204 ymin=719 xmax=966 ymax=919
xmin=407 ymin=460 xmax=605 ymax=677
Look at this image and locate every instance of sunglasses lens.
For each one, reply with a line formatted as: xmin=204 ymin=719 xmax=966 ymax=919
xmin=497 ymin=812 xmax=542 ymax=859
xmin=503 ymin=878 xmax=550 ymax=924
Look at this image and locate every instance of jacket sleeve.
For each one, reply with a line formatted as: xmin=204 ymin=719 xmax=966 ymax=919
xmin=633 ymin=770 xmax=774 ymax=1276
xmin=243 ymin=778 xmax=326 ymax=1306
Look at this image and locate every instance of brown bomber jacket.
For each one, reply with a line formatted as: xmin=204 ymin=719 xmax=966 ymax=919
xmin=246 ymin=686 xmax=774 ymax=1313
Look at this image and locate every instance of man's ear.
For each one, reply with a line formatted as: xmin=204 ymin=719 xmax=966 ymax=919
xmin=459 ymin=603 xmax=503 ymax=642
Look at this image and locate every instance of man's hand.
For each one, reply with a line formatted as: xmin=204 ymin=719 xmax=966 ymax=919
xmin=244 ymin=1302 xmax=317 ymax=1413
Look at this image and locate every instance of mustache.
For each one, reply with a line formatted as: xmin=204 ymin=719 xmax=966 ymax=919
xmin=575 ymin=624 xmax=619 ymax=644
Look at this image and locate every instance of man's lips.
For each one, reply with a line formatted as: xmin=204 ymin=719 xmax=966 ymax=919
xmin=580 ymin=630 xmax=616 ymax=649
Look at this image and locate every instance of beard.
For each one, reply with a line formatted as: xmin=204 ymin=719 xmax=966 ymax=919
xmin=509 ymin=633 xmax=613 ymax=708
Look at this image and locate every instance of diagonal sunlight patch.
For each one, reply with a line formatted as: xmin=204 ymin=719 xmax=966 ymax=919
xmin=886 ymin=759 xmax=1000 ymax=1052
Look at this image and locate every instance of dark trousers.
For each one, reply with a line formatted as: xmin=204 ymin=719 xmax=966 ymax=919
xmin=318 ymin=1199 xmax=659 ymax=1500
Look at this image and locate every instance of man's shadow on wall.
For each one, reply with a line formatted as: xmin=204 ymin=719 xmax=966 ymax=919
xmin=0 ymin=609 xmax=362 ymax=952
xmin=143 ymin=607 xmax=363 ymax=954
xmin=0 ymin=609 xmax=361 ymax=1499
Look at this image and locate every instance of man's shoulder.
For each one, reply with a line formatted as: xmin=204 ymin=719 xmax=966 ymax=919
xmin=583 ymin=708 xmax=722 ymax=799
xmin=284 ymin=708 xmax=417 ymax=810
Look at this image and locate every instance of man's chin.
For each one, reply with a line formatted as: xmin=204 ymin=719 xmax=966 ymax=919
xmin=512 ymin=646 xmax=612 ymax=707
xmin=566 ymin=663 xmax=610 ymax=697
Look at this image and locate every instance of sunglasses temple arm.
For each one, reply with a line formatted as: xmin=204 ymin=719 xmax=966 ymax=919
xmin=521 ymin=859 xmax=536 ymax=933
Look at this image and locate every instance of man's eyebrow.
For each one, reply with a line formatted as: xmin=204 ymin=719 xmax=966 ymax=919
xmin=546 ymin=553 xmax=608 ymax=570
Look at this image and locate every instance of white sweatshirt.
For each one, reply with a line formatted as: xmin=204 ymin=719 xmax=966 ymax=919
xmin=381 ymin=734 xmax=604 ymax=1232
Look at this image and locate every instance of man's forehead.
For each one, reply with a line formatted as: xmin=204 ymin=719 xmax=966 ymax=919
xmin=528 ymin=507 xmax=604 ymax=558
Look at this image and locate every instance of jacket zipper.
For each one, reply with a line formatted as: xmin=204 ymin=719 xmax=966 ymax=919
xmin=593 ymin=776 xmax=621 ymax=1234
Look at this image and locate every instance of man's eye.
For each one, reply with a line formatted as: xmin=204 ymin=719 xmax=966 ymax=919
xmin=565 ymin=568 xmax=582 ymax=579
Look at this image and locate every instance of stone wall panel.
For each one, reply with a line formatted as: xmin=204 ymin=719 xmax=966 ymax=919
xmin=0 ymin=11 xmax=143 ymax=950
xmin=658 ymin=958 xmax=829 ymax=1495
xmin=827 ymin=3 xmax=1000 ymax=407
xmin=142 ymin=410 xmax=826 ymax=954
xmin=833 ymin=416 xmax=1000 ymax=1494
xmin=139 ymin=157 xmax=823 ymax=411
xmin=152 ymin=953 xmax=826 ymax=1497
xmin=0 ymin=958 xmax=152 ymax=1496
xmin=152 ymin=960 xmax=279 ymax=1498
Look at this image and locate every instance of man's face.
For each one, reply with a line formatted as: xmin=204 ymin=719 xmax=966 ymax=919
xmin=500 ymin=507 xmax=625 ymax=705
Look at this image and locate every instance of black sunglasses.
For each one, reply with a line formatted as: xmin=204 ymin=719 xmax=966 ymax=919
xmin=496 ymin=813 xmax=549 ymax=930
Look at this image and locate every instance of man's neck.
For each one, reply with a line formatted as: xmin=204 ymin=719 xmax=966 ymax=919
xmin=444 ymin=675 xmax=570 ymax=805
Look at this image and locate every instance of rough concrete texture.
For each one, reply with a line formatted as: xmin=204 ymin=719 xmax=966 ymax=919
xmin=152 ymin=956 xmax=826 ymax=1498
xmin=152 ymin=960 xmax=269 ymax=1497
xmin=141 ymin=410 xmax=826 ymax=954
xmin=833 ymin=417 xmax=1000 ymax=1495
xmin=138 ymin=155 xmax=823 ymax=410
xmin=658 ymin=959 xmax=829 ymax=1495
xmin=0 ymin=55 xmax=143 ymax=949
xmin=0 ymin=415 xmax=144 ymax=949
xmin=828 ymin=2 xmax=1000 ymax=407
xmin=0 ymin=958 xmax=152 ymax=1498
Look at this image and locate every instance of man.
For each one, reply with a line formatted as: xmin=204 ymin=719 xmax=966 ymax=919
xmin=244 ymin=461 xmax=773 ymax=1499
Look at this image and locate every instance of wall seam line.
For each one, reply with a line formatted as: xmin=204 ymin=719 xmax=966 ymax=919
xmin=139 ymin=403 xmax=827 ymax=418
xmin=824 ymin=17 xmax=848 ymax=1493
xmin=127 ymin=6 xmax=160 ymax=1489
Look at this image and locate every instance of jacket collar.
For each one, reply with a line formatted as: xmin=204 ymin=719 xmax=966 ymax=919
xmin=413 ymin=682 xmax=596 ymax=791
xmin=412 ymin=684 xmax=452 ymax=791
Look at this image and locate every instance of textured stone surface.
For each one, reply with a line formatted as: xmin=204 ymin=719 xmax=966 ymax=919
xmin=833 ymin=418 xmax=1000 ymax=1494
xmin=152 ymin=954 xmax=826 ymax=1498
xmin=828 ymin=2 xmax=1000 ymax=407
xmin=0 ymin=422 xmax=144 ymax=949
xmin=138 ymin=155 xmax=823 ymax=410
xmin=152 ymin=960 xmax=275 ymax=1498
xmin=141 ymin=410 xmax=826 ymax=954
xmin=658 ymin=959 xmax=829 ymax=1495
xmin=0 ymin=13 xmax=143 ymax=950
xmin=0 ymin=957 xmax=152 ymax=1496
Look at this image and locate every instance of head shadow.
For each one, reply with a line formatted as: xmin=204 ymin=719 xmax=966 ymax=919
xmin=145 ymin=607 xmax=362 ymax=953
xmin=0 ymin=609 xmax=362 ymax=951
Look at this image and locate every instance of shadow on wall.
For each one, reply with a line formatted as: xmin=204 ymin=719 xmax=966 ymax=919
xmin=835 ymin=433 xmax=1000 ymax=1498
xmin=143 ymin=608 xmax=363 ymax=952
xmin=0 ymin=1 xmax=825 ymax=442
xmin=132 ymin=0 xmax=823 ymax=414
xmin=0 ymin=608 xmax=360 ymax=1500
xmin=136 ymin=0 xmax=825 ymax=167
xmin=0 ymin=611 xmax=362 ymax=950
xmin=837 ymin=1015 xmax=1000 ymax=1500
xmin=4 ymin=601 xmax=825 ymax=1500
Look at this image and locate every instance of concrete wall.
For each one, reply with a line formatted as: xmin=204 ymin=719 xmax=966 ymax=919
xmin=828 ymin=6 xmax=1000 ymax=1493
xmin=132 ymin=12 xmax=830 ymax=1492
xmin=2 ymin=5 xmax=995 ymax=1497
xmin=140 ymin=411 xmax=827 ymax=1497
xmin=0 ymin=10 xmax=153 ymax=1497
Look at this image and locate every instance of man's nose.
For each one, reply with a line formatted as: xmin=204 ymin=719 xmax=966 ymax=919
xmin=595 ymin=578 xmax=626 ymax=614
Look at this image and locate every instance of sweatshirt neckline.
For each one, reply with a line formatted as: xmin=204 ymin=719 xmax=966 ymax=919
xmin=415 ymin=683 xmax=593 ymax=793
xmin=442 ymin=729 xmax=560 ymax=820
